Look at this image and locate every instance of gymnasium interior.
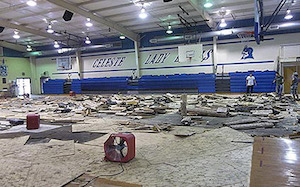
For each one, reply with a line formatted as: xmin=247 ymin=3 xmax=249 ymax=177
xmin=0 ymin=0 xmax=300 ymax=186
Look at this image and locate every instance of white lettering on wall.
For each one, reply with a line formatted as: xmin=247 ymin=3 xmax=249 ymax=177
xmin=174 ymin=49 xmax=213 ymax=63
xmin=144 ymin=53 xmax=170 ymax=64
xmin=92 ymin=57 xmax=126 ymax=68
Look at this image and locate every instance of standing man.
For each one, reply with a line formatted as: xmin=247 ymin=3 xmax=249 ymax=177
xmin=291 ymin=72 xmax=299 ymax=101
xmin=246 ymin=73 xmax=257 ymax=95
xmin=273 ymin=72 xmax=284 ymax=99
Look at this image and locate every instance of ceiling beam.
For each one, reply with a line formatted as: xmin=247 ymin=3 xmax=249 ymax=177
xmin=0 ymin=3 xmax=27 ymax=15
xmin=187 ymin=0 xmax=216 ymax=29
xmin=0 ymin=41 xmax=28 ymax=52
xmin=46 ymin=0 xmax=139 ymax=41
xmin=0 ymin=19 xmax=65 ymax=41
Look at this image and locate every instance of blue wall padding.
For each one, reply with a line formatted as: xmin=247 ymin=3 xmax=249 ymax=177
xmin=71 ymin=79 xmax=82 ymax=94
xmin=81 ymin=77 xmax=129 ymax=91
xmin=43 ymin=79 xmax=65 ymax=94
xmin=42 ymin=71 xmax=275 ymax=94
xmin=137 ymin=74 xmax=216 ymax=93
xmin=229 ymin=71 xmax=276 ymax=93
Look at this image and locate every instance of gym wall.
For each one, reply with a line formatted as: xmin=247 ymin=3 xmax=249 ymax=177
xmin=36 ymin=33 xmax=300 ymax=80
xmin=0 ymin=57 xmax=32 ymax=91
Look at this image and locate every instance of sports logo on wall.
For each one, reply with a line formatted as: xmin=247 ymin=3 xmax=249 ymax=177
xmin=0 ymin=59 xmax=8 ymax=77
xmin=241 ymin=45 xmax=254 ymax=60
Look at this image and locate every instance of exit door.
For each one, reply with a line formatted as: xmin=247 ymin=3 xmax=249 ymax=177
xmin=16 ymin=78 xmax=31 ymax=97
xmin=283 ymin=65 xmax=300 ymax=94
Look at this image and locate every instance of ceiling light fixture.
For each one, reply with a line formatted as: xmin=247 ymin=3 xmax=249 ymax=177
xmin=27 ymin=0 xmax=37 ymax=7
xmin=27 ymin=45 xmax=32 ymax=52
xmin=166 ymin=25 xmax=173 ymax=34
xmin=219 ymin=19 xmax=227 ymax=28
xmin=204 ymin=0 xmax=213 ymax=8
xmin=54 ymin=41 xmax=60 ymax=48
xmin=120 ymin=35 xmax=126 ymax=40
xmin=220 ymin=29 xmax=233 ymax=35
xmin=139 ymin=7 xmax=148 ymax=19
xmin=47 ymin=24 xmax=54 ymax=34
xmin=85 ymin=36 xmax=91 ymax=44
xmin=285 ymin=9 xmax=293 ymax=20
xmin=13 ymin=30 xmax=20 ymax=39
xmin=85 ymin=18 xmax=93 ymax=27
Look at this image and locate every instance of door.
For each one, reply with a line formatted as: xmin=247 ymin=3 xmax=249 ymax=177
xmin=283 ymin=65 xmax=300 ymax=93
xmin=16 ymin=78 xmax=31 ymax=97
xmin=40 ymin=77 xmax=49 ymax=94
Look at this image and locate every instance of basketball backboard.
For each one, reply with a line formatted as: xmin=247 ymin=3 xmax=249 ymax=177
xmin=178 ymin=44 xmax=203 ymax=63
xmin=254 ymin=0 xmax=263 ymax=44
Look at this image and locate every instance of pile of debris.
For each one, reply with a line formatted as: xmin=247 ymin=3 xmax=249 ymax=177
xmin=179 ymin=93 xmax=299 ymax=131
xmin=0 ymin=93 xmax=299 ymax=135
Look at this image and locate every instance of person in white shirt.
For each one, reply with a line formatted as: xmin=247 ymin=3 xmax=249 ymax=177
xmin=246 ymin=73 xmax=257 ymax=95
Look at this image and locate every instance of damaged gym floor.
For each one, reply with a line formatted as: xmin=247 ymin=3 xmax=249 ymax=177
xmin=0 ymin=93 xmax=299 ymax=187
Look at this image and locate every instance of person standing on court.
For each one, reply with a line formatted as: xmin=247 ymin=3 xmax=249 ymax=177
xmin=246 ymin=73 xmax=257 ymax=95
xmin=273 ymin=72 xmax=284 ymax=99
xmin=291 ymin=72 xmax=299 ymax=101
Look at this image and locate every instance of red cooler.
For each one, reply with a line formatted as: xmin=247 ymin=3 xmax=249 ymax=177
xmin=69 ymin=91 xmax=76 ymax=96
xmin=26 ymin=114 xmax=40 ymax=130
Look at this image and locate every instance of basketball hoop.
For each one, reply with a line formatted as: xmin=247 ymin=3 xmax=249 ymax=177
xmin=237 ymin=31 xmax=255 ymax=44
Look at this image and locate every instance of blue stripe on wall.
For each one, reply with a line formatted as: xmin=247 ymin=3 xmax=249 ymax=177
xmin=52 ymin=71 xmax=79 ymax=75
xmin=140 ymin=64 xmax=213 ymax=70
xmin=217 ymin=60 xmax=274 ymax=66
xmin=83 ymin=68 xmax=136 ymax=73
xmin=81 ymin=51 xmax=135 ymax=58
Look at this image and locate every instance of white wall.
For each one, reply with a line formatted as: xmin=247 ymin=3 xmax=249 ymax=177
xmin=36 ymin=32 xmax=300 ymax=79
xmin=36 ymin=56 xmax=79 ymax=79
xmin=215 ymin=33 xmax=300 ymax=73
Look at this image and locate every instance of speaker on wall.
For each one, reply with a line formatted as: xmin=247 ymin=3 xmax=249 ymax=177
xmin=63 ymin=10 xmax=74 ymax=22
xmin=0 ymin=27 xmax=4 ymax=33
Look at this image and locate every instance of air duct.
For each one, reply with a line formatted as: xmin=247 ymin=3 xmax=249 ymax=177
xmin=24 ymin=42 xmax=121 ymax=57
xmin=150 ymin=28 xmax=252 ymax=44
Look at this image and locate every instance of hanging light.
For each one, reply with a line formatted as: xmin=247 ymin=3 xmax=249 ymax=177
xmin=54 ymin=41 xmax=60 ymax=48
xmin=85 ymin=36 xmax=91 ymax=44
xmin=27 ymin=0 xmax=37 ymax=6
xmin=139 ymin=7 xmax=148 ymax=19
xmin=166 ymin=25 xmax=173 ymax=34
xmin=26 ymin=45 xmax=32 ymax=52
xmin=285 ymin=10 xmax=293 ymax=20
xmin=120 ymin=35 xmax=126 ymax=40
xmin=204 ymin=0 xmax=213 ymax=8
xmin=13 ymin=30 xmax=20 ymax=39
xmin=47 ymin=24 xmax=54 ymax=34
xmin=85 ymin=18 xmax=93 ymax=27
xmin=219 ymin=19 xmax=227 ymax=28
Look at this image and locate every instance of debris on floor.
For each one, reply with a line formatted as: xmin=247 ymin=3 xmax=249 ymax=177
xmin=0 ymin=93 xmax=299 ymax=186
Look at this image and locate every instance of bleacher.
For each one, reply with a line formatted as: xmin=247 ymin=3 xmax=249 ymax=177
xmin=229 ymin=71 xmax=276 ymax=93
xmin=42 ymin=71 xmax=276 ymax=94
xmin=43 ymin=79 xmax=65 ymax=94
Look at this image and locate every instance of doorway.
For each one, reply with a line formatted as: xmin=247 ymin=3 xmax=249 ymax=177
xmin=40 ymin=77 xmax=49 ymax=94
xmin=16 ymin=78 xmax=31 ymax=97
xmin=283 ymin=64 xmax=300 ymax=94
